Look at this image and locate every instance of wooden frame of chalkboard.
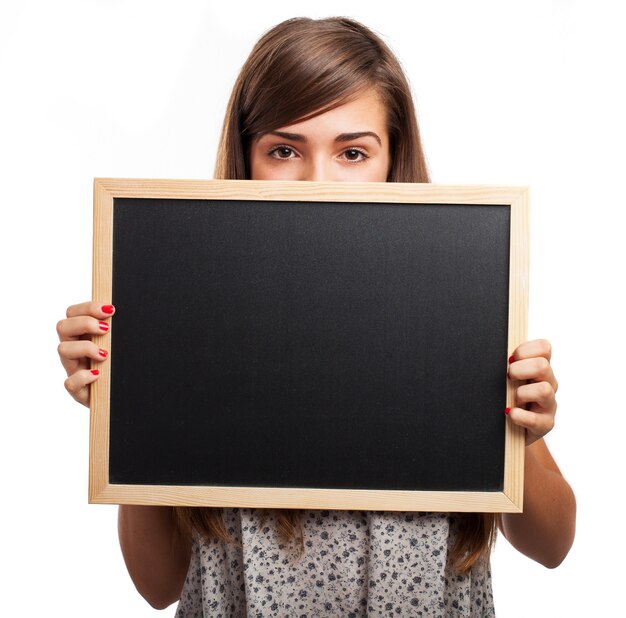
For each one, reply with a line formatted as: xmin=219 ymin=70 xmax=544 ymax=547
xmin=90 ymin=178 xmax=528 ymax=513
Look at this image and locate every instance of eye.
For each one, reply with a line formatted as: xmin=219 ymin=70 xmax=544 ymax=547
xmin=268 ymin=145 xmax=297 ymax=159
xmin=340 ymin=148 xmax=369 ymax=163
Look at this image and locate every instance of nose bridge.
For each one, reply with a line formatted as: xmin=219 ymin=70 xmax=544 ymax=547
xmin=303 ymin=153 xmax=334 ymax=182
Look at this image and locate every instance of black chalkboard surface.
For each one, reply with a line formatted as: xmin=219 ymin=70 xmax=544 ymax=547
xmin=90 ymin=180 xmax=528 ymax=512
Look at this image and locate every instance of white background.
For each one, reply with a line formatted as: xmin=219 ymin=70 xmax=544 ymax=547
xmin=1 ymin=1 xmax=624 ymax=615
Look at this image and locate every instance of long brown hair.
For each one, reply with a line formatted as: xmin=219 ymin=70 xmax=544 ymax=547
xmin=177 ymin=16 xmax=496 ymax=573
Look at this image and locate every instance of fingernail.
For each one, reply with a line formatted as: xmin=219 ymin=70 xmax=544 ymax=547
xmin=505 ymin=407 xmax=511 ymax=415
xmin=98 ymin=321 xmax=109 ymax=331
xmin=91 ymin=369 xmax=100 ymax=376
xmin=508 ymin=354 xmax=515 ymax=364
xmin=98 ymin=348 xmax=108 ymax=358
xmin=102 ymin=305 xmax=115 ymax=314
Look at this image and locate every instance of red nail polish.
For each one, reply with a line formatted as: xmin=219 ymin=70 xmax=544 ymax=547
xmin=505 ymin=407 xmax=511 ymax=415
xmin=98 ymin=348 xmax=108 ymax=357
xmin=91 ymin=369 xmax=100 ymax=376
xmin=508 ymin=355 xmax=515 ymax=364
xmin=102 ymin=305 xmax=114 ymax=314
xmin=98 ymin=321 xmax=109 ymax=331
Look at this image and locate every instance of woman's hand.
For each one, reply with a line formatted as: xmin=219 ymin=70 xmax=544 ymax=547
xmin=500 ymin=339 xmax=575 ymax=568
xmin=56 ymin=301 xmax=115 ymax=407
xmin=507 ymin=339 xmax=558 ymax=446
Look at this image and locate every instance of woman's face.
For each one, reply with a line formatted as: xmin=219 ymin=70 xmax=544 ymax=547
xmin=249 ymin=89 xmax=391 ymax=182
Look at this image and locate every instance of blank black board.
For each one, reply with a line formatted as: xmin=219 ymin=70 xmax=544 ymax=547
xmin=107 ymin=196 xmax=511 ymax=493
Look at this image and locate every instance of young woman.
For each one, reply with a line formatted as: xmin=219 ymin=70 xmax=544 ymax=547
xmin=57 ymin=17 xmax=576 ymax=616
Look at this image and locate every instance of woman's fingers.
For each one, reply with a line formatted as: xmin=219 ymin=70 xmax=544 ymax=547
xmin=64 ymin=367 xmax=102 ymax=406
xmin=510 ymin=338 xmax=552 ymax=362
xmin=57 ymin=339 xmax=109 ymax=376
xmin=56 ymin=315 xmax=111 ymax=341
xmin=66 ymin=301 xmax=115 ymax=320
xmin=509 ymin=355 xmax=558 ymax=392
xmin=515 ymin=381 xmax=556 ymax=409
xmin=56 ymin=302 xmax=114 ymax=407
xmin=508 ymin=339 xmax=558 ymax=445
xmin=57 ymin=339 xmax=109 ymax=363
xmin=507 ymin=405 xmax=556 ymax=445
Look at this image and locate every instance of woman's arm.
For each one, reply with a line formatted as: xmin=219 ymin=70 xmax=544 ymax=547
xmin=499 ymin=439 xmax=576 ymax=567
xmin=118 ymin=506 xmax=192 ymax=609
xmin=499 ymin=339 xmax=576 ymax=567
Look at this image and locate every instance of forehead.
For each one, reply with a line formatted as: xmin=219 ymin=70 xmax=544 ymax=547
xmin=274 ymin=89 xmax=388 ymax=134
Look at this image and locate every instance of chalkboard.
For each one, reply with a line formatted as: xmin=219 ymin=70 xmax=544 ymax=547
xmin=90 ymin=179 xmax=528 ymax=512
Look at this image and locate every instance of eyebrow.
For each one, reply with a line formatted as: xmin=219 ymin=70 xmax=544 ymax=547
xmin=268 ymin=130 xmax=382 ymax=146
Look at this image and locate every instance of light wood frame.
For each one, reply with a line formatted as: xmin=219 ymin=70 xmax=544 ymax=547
xmin=90 ymin=178 xmax=529 ymax=512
